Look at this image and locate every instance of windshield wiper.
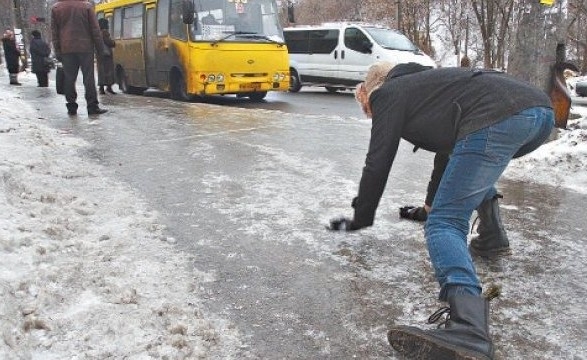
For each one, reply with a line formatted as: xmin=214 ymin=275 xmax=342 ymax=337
xmin=211 ymin=31 xmax=257 ymax=45
xmin=238 ymin=34 xmax=284 ymax=45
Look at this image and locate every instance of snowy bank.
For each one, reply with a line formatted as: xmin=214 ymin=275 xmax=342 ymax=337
xmin=504 ymin=105 xmax=587 ymax=194
xmin=0 ymin=86 xmax=243 ymax=358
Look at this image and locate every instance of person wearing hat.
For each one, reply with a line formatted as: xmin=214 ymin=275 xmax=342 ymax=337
xmin=328 ymin=61 xmax=554 ymax=359
xmin=29 ymin=30 xmax=52 ymax=87
xmin=2 ymin=29 xmax=22 ymax=85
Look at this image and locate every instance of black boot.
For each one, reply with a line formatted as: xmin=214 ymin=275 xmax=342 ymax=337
xmin=99 ymin=86 xmax=106 ymax=95
xmin=388 ymin=288 xmax=499 ymax=360
xmin=66 ymin=103 xmax=78 ymax=116
xmin=469 ymin=194 xmax=510 ymax=257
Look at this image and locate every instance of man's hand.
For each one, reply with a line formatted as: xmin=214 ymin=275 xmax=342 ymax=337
xmin=327 ymin=217 xmax=356 ymax=231
xmin=399 ymin=206 xmax=428 ymax=222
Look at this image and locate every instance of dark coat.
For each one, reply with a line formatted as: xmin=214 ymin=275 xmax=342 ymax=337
xmin=2 ymin=37 xmax=21 ymax=74
xmin=352 ymin=65 xmax=552 ymax=228
xmin=30 ymin=36 xmax=52 ymax=74
xmin=51 ymin=0 xmax=105 ymax=57
xmin=97 ymin=29 xmax=116 ymax=86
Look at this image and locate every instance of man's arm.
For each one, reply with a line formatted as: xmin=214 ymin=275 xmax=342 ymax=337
xmin=88 ymin=7 xmax=105 ymax=57
xmin=352 ymin=91 xmax=403 ymax=229
xmin=50 ymin=8 xmax=61 ymax=59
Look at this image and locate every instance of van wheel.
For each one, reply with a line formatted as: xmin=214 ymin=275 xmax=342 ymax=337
xmin=248 ymin=92 xmax=267 ymax=101
xmin=325 ymin=86 xmax=339 ymax=93
xmin=289 ymin=69 xmax=302 ymax=93
xmin=170 ymin=70 xmax=191 ymax=101
xmin=118 ymin=68 xmax=145 ymax=95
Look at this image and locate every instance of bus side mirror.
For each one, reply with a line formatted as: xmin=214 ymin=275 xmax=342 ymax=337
xmin=182 ymin=0 xmax=194 ymax=24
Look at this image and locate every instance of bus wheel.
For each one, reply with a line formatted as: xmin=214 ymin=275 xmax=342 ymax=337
xmin=170 ymin=71 xmax=191 ymax=101
xmin=248 ymin=92 xmax=267 ymax=101
xmin=289 ymin=69 xmax=302 ymax=93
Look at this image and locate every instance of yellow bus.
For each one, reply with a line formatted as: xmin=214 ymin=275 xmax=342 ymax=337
xmin=95 ymin=0 xmax=290 ymax=101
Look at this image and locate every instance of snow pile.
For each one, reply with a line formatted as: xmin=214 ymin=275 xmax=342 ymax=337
xmin=504 ymin=106 xmax=587 ymax=194
xmin=0 ymin=91 xmax=242 ymax=358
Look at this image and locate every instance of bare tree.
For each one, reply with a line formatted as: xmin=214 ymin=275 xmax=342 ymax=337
xmin=470 ymin=0 xmax=515 ymax=69
xmin=437 ymin=0 xmax=470 ymax=66
xmin=508 ymin=1 xmax=569 ymax=89
xmin=567 ymin=0 xmax=587 ymax=72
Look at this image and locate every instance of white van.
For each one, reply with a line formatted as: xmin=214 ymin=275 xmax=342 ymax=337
xmin=283 ymin=22 xmax=437 ymax=92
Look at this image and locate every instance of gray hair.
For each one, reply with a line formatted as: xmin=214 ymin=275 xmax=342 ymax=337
xmin=364 ymin=61 xmax=395 ymax=97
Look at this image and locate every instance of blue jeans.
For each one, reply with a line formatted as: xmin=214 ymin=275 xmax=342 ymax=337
xmin=425 ymin=106 xmax=554 ymax=300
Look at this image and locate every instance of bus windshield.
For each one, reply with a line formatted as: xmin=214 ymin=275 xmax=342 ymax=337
xmin=190 ymin=0 xmax=284 ymax=43
xmin=363 ymin=27 xmax=418 ymax=52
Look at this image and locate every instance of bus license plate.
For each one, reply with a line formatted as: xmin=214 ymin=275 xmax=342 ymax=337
xmin=240 ymin=83 xmax=261 ymax=91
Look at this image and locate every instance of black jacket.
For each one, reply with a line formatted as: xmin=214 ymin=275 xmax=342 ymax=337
xmin=2 ymin=37 xmax=20 ymax=73
xmin=30 ymin=37 xmax=51 ymax=73
xmin=352 ymin=64 xmax=552 ymax=228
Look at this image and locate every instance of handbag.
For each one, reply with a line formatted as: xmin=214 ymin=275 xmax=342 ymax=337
xmin=55 ymin=65 xmax=65 ymax=95
xmin=43 ymin=57 xmax=54 ymax=70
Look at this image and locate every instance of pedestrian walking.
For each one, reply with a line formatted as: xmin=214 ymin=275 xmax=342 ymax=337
xmin=328 ymin=61 xmax=554 ymax=360
xmin=97 ymin=18 xmax=116 ymax=95
xmin=2 ymin=29 xmax=22 ymax=85
xmin=29 ymin=30 xmax=52 ymax=87
xmin=51 ymin=0 xmax=107 ymax=116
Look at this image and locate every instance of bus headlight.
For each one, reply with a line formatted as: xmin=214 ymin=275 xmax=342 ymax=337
xmin=207 ymin=74 xmax=216 ymax=83
xmin=274 ymin=72 xmax=286 ymax=81
xmin=216 ymin=74 xmax=225 ymax=83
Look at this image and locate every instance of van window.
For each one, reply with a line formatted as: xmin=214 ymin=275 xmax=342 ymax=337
xmin=344 ymin=27 xmax=371 ymax=53
xmin=308 ymin=29 xmax=338 ymax=54
xmin=284 ymin=31 xmax=309 ymax=53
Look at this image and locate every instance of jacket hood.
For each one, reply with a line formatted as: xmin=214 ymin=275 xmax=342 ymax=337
xmin=386 ymin=62 xmax=433 ymax=80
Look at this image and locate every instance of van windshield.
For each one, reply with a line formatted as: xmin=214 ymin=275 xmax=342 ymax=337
xmin=364 ymin=27 xmax=418 ymax=52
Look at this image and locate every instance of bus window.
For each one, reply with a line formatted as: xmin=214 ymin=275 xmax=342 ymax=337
xmin=157 ymin=0 xmax=170 ymax=36
xmin=169 ymin=0 xmax=187 ymax=40
xmin=113 ymin=9 xmax=122 ymax=39
xmin=123 ymin=4 xmax=143 ymax=39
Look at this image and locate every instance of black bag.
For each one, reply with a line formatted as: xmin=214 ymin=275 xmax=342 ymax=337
xmin=56 ymin=66 xmax=64 ymax=95
xmin=43 ymin=57 xmax=55 ymax=70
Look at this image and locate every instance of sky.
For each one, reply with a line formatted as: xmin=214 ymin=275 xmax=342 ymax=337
xmin=1 ymin=70 xmax=586 ymax=358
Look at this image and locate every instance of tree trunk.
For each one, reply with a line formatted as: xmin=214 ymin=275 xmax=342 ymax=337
xmin=508 ymin=1 xmax=566 ymax=90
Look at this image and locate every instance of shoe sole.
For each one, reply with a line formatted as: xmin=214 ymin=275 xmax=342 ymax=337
xmin=388 ymin=327 xmax=492 ymax=360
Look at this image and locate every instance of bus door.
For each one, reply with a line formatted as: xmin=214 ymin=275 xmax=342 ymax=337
xmin=144 ymin=4 xmax=157 ymax=86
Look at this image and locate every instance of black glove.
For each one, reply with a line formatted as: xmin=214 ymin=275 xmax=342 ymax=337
xmin=327 ymin=217 xmax=357 ymax=231
xmin=399 ymin=206 xmax=428 ymax=222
